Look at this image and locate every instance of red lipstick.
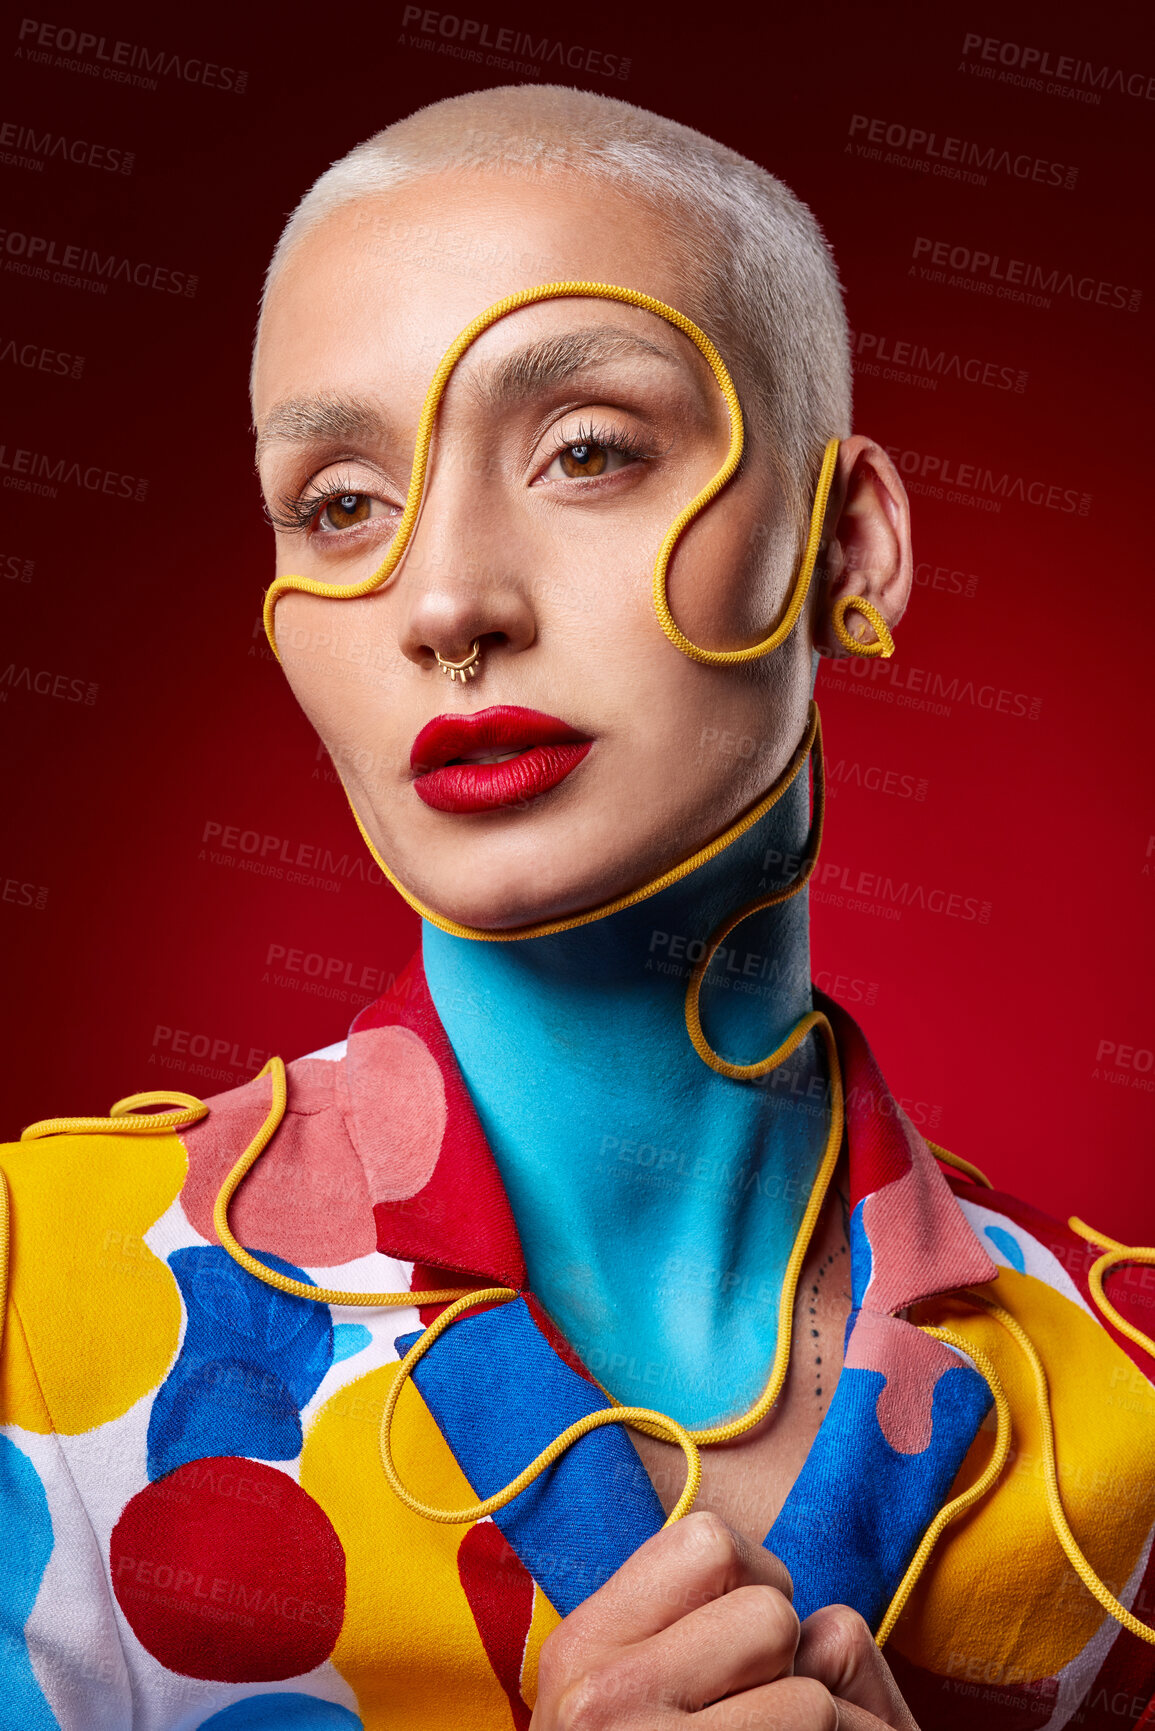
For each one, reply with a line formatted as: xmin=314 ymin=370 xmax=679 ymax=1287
xmin=411 ymin=706 xmax=592 ymax=814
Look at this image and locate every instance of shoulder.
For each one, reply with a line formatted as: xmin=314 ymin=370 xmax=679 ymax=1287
xmin=894 ymin=1175 xmax=1155 ymax=1723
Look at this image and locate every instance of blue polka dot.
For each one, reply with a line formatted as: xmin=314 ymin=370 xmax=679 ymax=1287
xmin=148 ymin=1248 xmax=334 ymax=1479
xmin=0 ymin=1434 xmax=59 ymax=1729
xmin=331 ymin=1324 xmax=372 ymax=1363
xmin=196 ymin=1693 xmax=361 ymax=1728
xmin=984 ymin=1224 xmax=1026 ymax=1273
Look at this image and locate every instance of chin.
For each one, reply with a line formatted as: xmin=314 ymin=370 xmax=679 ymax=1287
xmin=402 ymin=844 xmax=633 ymax=932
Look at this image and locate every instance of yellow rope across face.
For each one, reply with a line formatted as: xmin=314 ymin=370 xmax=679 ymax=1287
xmin=261 ymin=277 xmax=840 ymax=668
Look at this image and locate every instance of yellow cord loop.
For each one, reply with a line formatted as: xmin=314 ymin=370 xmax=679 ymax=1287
xmin=684 ymin=710 xmax=823 ymax=1083
xmin=831 ymin=594 xmax=895 ymax=658
xmin=653 ymin=434 xmax=840 ymax=665
xmin=264 ymin=282 xmax=742 ymax=661
xmin=262 ymin=279 xmax=842 ymax=672
xmin=20 ymin=1089 xmax=210 ymax=1141
xmin=378 ymin=1285 xmax=703 ymax=1528
xmin=1069 ymin=1217 xmax=1155 ymax=1362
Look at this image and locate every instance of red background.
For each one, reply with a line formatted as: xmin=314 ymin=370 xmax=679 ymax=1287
xmin=2 ymin=0 xmax=1152 ymax=1235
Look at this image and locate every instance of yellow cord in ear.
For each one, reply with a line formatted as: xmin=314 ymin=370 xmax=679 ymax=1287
xmin=831 ymin=594 xmax=895 ymax=658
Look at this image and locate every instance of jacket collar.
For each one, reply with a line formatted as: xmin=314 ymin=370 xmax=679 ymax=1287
xmin=349 ymin=960 xmax=995 ymax=1309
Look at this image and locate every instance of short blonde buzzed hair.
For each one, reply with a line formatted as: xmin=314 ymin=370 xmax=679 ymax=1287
xmin=260 ymin=84 xmax=851 ymax=536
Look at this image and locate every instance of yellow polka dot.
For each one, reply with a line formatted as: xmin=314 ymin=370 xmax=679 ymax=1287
xmin=0 ymin=1133 xmax=185 ymax=1433
xmin=898 ymin=1270 xmax=1155 ymax=1681
xmin=301 ymin=1362 xmax=521 ymax=1729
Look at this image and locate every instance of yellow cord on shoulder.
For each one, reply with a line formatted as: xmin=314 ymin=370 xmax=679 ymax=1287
xmin=20 ymin=1089 xmax=210 ymax=1141
xmin=875 ymin=1288 xmax=1155 ymax=1649
xmin=974 ymin=1295 xmax=1155 ymax=1646
xmin=210 ymin=1056 xmax=478 ymax=1310
xmin=1069 ymin=1216 xmax=1155 ymax=1361
xmin=0 ymin=1166 xmax=8 ymax=1365
xmin=926 ymin=1141 xmax=993 ymax=1189
xmin=874 ymin=1325 xmax=1012 ymax=1647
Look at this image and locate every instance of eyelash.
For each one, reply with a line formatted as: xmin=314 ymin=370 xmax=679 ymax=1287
xmin=265 ymin=470 xmax=379 ymax=534
xmin=266 ymin=420 xmax=652 ymax=536
xmin=544 ymin=419 xmax=651 ymax=470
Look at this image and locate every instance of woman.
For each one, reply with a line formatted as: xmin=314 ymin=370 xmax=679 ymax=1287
xmin=3 ymin=84 xmax=1153 ymax=1731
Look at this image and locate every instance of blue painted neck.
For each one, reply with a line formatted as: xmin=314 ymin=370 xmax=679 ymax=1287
xmin=422 ymin=770 xmax=830 ymax=1426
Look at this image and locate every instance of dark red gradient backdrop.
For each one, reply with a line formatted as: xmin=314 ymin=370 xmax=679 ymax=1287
xmin=2 ymin=0 xmax=1152 ymax=1234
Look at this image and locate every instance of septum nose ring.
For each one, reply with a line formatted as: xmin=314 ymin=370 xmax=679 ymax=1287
xmin=434 ymin=640 xmax=482 ymax=683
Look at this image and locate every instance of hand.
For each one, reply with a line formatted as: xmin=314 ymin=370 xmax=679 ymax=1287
xmin=530 ymin=1512 xmax=918 ymax=1728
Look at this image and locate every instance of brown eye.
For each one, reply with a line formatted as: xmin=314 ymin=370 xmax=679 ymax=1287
xmin=559 ymin=442 xmax=609 ymax=478
xmin=321 ymin=493 xmax=372 ymax=530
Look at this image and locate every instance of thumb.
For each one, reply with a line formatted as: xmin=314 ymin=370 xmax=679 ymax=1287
xmin=795 ymin=1605 xmax=920 ymax=1730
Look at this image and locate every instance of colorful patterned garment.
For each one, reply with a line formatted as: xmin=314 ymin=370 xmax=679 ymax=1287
xmin=2 ymin=961 xmax=1154 ymax=1730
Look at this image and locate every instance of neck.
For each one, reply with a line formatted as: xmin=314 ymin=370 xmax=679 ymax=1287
xmin=422 ymin=771 xmax=830 ymax=1427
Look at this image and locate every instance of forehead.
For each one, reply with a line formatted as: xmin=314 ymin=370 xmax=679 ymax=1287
xmin=253 ymin=169 xmax=709 ymax=417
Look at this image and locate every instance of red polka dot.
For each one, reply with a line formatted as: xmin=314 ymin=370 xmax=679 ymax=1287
xmin=110 ymin=1458 xmax=345 ymax=1681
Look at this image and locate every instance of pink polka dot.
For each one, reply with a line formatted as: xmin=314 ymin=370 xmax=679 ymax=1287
xmin=180 ymin=1027 xmax=446 ymax=1265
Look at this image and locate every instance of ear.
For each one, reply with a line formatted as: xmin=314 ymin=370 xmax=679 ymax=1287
xmin=813 ymin=436 xmax=913 ymax=656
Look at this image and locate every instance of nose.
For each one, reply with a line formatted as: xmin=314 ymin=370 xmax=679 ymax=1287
xmin=394 ymin=456 xmax=537 ymax=677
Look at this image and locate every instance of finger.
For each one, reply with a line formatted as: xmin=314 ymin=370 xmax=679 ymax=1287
xmin=634 ymin=1583 xmax=799 ymax=1711
xmin=555 ymin=1513 xmax=794 ymax=1655
xmin=693 ymin=1673 xmax=838 ymax=1728
xmin=795 ymin=1607 xmax=919 ymax=1730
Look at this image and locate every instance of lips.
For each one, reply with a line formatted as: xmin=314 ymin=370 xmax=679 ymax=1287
xmin=411 ymin=705 xmax=592 ymax=814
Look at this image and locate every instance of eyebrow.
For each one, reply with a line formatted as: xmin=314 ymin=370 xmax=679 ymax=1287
xmin=464 ymin=326 xmax=683 ymax=412
xmin=256 ymin=327 xmax=686 ymax=459
xmin=256 ymin=394 xmax=388 ymax=460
